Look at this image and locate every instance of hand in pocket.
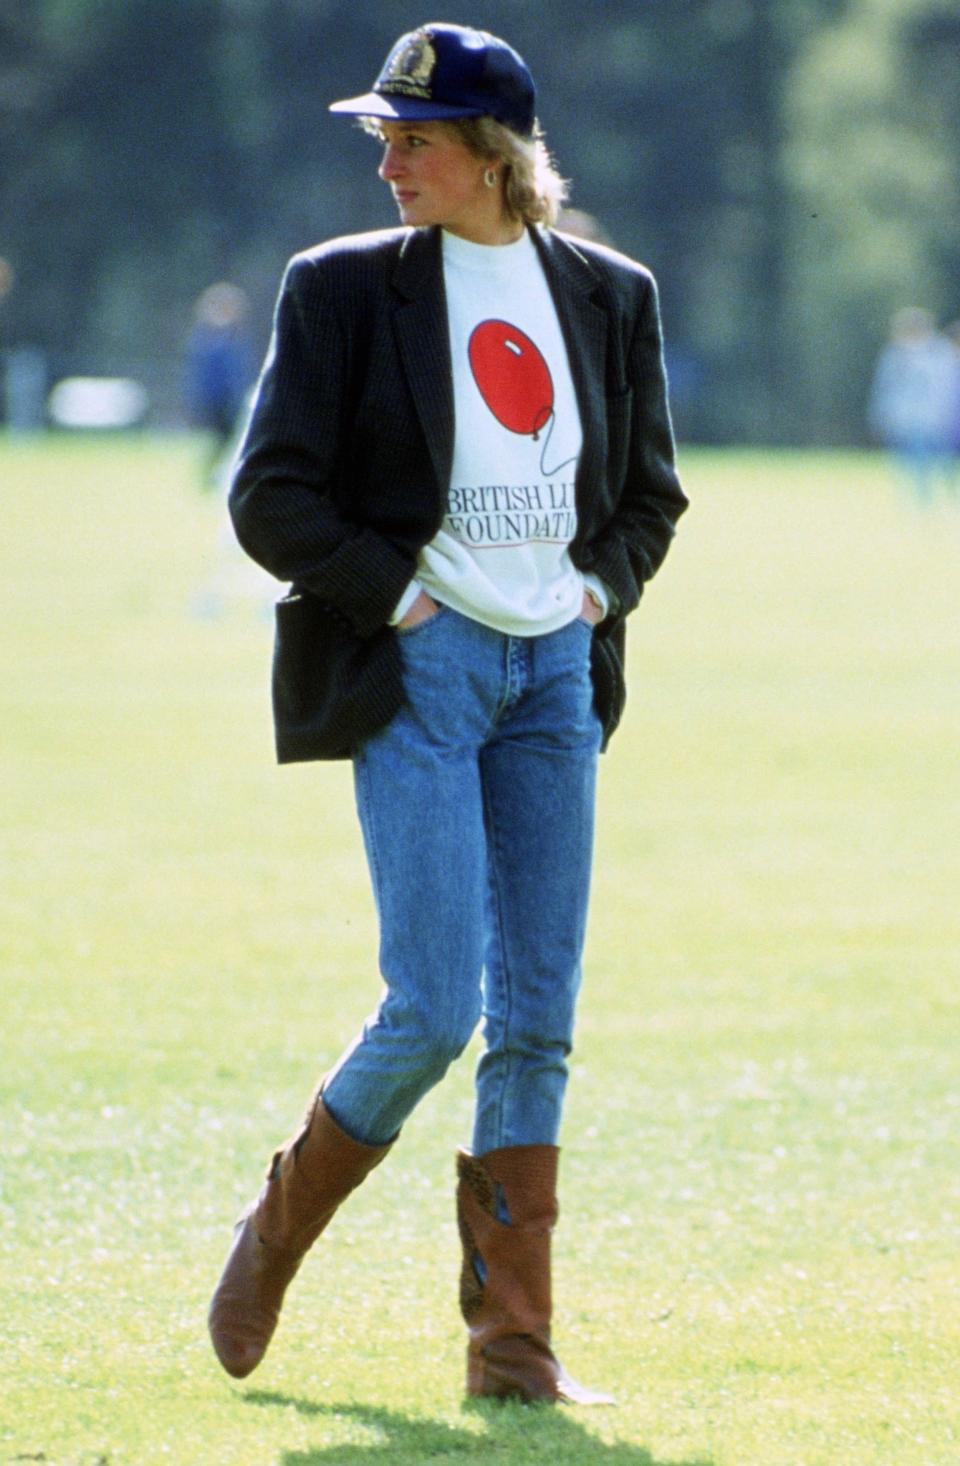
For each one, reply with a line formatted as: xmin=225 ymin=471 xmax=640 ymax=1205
xmin=397 ymin=590 xmax=441 ymax=630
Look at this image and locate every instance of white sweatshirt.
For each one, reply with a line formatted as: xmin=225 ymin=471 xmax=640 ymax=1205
xmin=391 ymin=228 xmax=608 ymax=633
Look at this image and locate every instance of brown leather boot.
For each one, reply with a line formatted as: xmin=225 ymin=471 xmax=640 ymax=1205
xmin=208 ymin=1091 xmax=391 ymax=1378
xmin=456 ymin=1145 xmax=614 ymax=1404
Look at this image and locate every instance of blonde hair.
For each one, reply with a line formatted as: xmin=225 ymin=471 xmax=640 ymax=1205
xmin=453 ymin=117 xmax=568 ymax=227
xmin=361 ymin=115 xmax=568 ymax=227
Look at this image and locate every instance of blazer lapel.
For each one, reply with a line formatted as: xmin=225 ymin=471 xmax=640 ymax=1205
xmin=532 ymin=229 xmax=609 ymax=539
xmin=391 ymin=227 xmax=455 ymax=497
xmin=388 ymin=226 xmax=609 ymax=530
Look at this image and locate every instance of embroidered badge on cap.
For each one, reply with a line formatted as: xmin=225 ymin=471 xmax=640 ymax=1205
xmin=329 ymin=23 xmax=537 ymax=137
xmin=378 ymin=31 xmax=437 ymax=99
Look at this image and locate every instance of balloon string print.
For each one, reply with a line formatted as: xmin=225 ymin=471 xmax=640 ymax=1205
xmin=468 ymin=320 xmax=578 ymax=476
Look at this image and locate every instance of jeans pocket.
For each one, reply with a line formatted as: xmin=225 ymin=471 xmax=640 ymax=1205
xmin=395 ymin=603 xmax=450 ymax=639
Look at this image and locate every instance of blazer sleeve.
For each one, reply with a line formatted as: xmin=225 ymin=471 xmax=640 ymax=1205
xmin=228 ymin=254 xmax=416 ymax=638
xmin=585 ymin=273 xmax=688 ymax=617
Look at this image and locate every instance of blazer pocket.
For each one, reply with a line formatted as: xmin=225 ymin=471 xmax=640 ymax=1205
xmin=272 ymin=592 xmax=404 ymax=763
xmin=605 ymin=386 xmax=634 ymax=498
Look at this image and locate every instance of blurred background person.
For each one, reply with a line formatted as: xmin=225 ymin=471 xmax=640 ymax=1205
xmin=0 ymin=256 xmax=12 ymax=426
xmin=191 ymin=384 xmax=276 ymax=623
xmin=0 ymin=256 xmax=48 ymax=434
xmin=184 ymin=282 xmax=256 ymax=485
xmin=868 ymin=306 xmax=960 ymax=502
xmin=946 ymin=318 xmax=960 ymax=476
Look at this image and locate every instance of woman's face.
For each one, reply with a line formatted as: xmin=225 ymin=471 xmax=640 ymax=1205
xmin=376 ymin=120 xmax=517 ymax=244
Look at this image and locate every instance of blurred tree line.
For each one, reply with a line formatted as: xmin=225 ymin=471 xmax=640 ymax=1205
xmin=1 ymin=0 xmax=958 ymax=443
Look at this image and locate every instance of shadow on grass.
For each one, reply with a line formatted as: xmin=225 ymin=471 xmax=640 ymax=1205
xmin=244 ymin=1391 xmax=714 ymax=1465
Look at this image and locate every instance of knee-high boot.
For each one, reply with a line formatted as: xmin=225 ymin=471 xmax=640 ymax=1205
xmin=209 ymin=1090 xmax=392 ymax=1378
xmin=456 ymin=1146 xmax=614 ymax=1404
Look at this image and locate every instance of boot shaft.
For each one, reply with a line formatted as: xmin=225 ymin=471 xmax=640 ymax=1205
xmin=456 ymin=1145 xmax=557 ymax=1345
xmin=258 ymin=1091 xmax=391 ymax=1254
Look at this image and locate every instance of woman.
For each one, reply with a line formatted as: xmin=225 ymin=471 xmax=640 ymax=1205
xmin=209 ymin=22 xmax=687 ymax=1404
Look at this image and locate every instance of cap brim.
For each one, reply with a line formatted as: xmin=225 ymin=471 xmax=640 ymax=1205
xmin=328 ymin=91 xmax=485 ymax=122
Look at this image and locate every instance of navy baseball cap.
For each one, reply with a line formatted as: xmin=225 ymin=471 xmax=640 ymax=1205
xmin=329 ymin=23 xmax=536 ymax=138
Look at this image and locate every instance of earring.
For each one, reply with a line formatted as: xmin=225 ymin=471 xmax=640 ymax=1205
xmin=484 ymin=167 xmax=497 ymax=188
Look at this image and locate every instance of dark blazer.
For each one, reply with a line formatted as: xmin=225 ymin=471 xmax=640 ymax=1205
xmin=229 ymin=224 xmax=687 ymax=763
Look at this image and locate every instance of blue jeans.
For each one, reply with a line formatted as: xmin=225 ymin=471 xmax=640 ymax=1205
xmin=321 ymin=606 xmax=603 ymax=1154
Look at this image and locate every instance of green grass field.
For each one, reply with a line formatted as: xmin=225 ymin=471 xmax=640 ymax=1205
xmin=1 ymin=435 xmax=958 ymax=1465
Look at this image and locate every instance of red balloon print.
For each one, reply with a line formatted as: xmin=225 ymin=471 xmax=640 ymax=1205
xmin=468 ymin=319 xmax=554 ymax=438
